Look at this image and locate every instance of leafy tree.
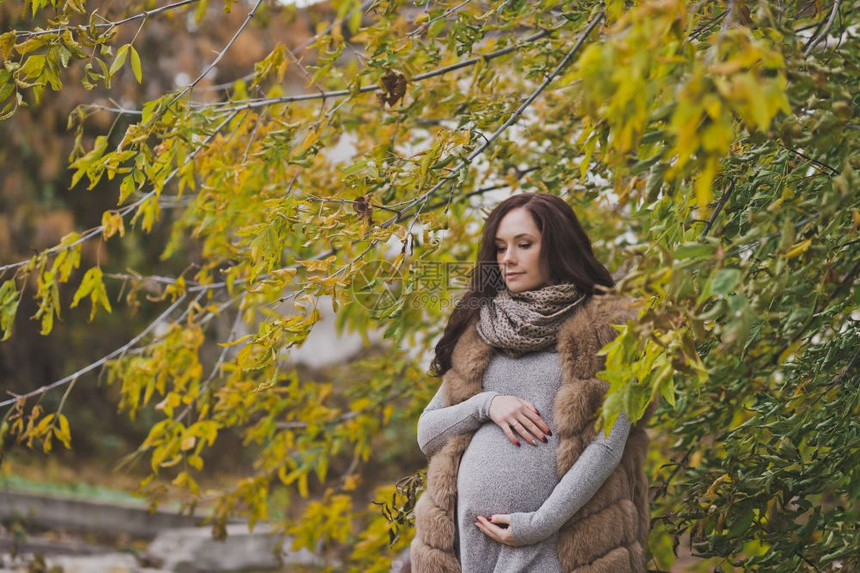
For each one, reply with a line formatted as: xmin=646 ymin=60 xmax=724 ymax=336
xmin=1 ymin=0 xmax=857 ymax=571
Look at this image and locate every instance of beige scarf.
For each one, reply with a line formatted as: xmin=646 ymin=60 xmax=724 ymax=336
xmin=476 ymin=282 xmax=587 ymax=358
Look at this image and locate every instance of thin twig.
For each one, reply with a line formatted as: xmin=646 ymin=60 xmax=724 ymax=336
xmin=803 ymin=0 xmax=842 ymax=56
xmin=276 ymin=386 xmax=409 ymax=430
xmin=378 ymin=12 xmax=605 ymax=230
xmin=781 ymin=145 xmax=840 ymax=176
xmin=407 ymin=0 xmax=472 ymax=38
xmin=688 ymin=9 xmax=728 ymax=40
xmin=161 ymin=0 xmax=266 ymax=114
xmin=0 ymin=294 xmax=189 ymax=409
xmin=700 ymin=177 xmax=735 ymax=239
xmin=197 ymin=24 xmax=563 ymax=115
xmin=13 ymin=0 xmax=200 ymax=38
xmin=0 ymin=21 xmax=566 ymax=276
xmin=175 ymin=294 xmax=247 ymax=425
xmin=0 ymin=109 xmax=240 ymax=275
xmin=767 ymin=256 xmax=860 ymax=368
xmin=197 ymin=0 xmax=376 ymax=93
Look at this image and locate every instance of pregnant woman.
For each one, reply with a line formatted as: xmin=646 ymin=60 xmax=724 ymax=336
xmin=410 ymin=193 xmax=654 ymax=572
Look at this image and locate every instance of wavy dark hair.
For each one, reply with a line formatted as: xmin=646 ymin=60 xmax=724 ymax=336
xmin=428 ymin=192 xmax=616 ymax=378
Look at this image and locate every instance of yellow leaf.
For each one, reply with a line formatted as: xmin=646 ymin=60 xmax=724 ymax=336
xmin=694 ymin=156 xmax=718 ymax=218
xmin=701 ymin=119 xmax=732 ymax=154
xmin=704 ymin=473 xmax=732 ymax=499
xmin=702 ymin=95 xmax=722 ymax=120
xmin=300 ymin=125 xmax=322 ymax=151
xmin=218 ymin=333 xmax=253 ymax=348
xmin=689 ymin=450 xmax=703 ymax=468
xmin=298 ymin=255 xmax=336 ymax=272
xmin=101 ymin=211 xmax=125 ymax=240
xmin=55 ymin=414 xmax=72 ymax=449
xmin=785 ymin=238 xmax=811 ymax=259
xmin=34 ymin=413 xmax=55 ymax=435
xmin=778 ymin=339 xmax=803 ymax=364
xmin=298 ymin=473 xmax=309 ymax=498
xmin=342 ymin=474 xmax=360 ymax=491
xmin=349 ymin=398 xmax=372 ymax=412
xmin=181 ymin=435 xmax=197 ymax=451
xmin=271 ymin=267 xmax=297 ymax=281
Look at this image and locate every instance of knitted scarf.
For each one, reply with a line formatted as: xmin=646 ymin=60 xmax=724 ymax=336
xmin=476 ymin=282 xmax=587 ymax=358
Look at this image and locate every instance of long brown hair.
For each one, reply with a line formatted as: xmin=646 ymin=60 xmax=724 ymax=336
xmin=428 ymin=192 xmax=616 ymax=378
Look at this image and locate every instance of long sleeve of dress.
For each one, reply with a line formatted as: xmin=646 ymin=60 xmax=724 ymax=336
xmin=417 ymin=380 xmax=501 ymax=457
xmin=508 ymin=410 xmax=632 ymax=546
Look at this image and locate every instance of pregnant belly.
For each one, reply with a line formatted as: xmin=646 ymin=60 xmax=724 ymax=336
xmin=457 ymin=422 xmax=559 ymax=517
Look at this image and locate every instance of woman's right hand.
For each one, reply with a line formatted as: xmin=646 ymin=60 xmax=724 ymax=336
xmin=488 ymin=395 xmax=552 ymax=446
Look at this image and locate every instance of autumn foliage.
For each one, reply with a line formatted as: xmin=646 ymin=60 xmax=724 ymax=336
xmin=1 ymin=0 xmax=858 ymax=571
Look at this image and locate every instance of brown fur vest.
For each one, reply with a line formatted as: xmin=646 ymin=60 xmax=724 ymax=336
xmin=410 ymin=293 xmax=653 ymax=572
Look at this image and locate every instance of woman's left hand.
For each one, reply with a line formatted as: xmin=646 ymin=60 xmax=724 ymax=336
xmin=475 ymin=514 xmax=521 ymax=547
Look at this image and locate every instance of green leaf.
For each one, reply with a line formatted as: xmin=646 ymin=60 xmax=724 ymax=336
xmin=19 ymin=54 xmax=45 ymax=78
xmin=109 ymin=44 xmax=129 ymax=78
xmin=130 ymin=46 xmax=142 ymax=84
xmin=711 ymin=268 xmax=740 ymax=296
xmin=674 ymin=243 xmax=715 ymax=260
xmin=658 ymin=373 xmax=676 ymax=408
xmin=0 ymin=279 xmax=19 ymax=341
xmin=195 ymin=0 xmax=209 ymax=23
xmin=71 ymin=266 xmax=112 ymax=321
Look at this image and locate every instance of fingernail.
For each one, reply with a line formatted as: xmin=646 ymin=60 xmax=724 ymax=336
xmin=541 ymin=437 xmax=548 ymax=443
xmin=547 ymin=430 xmax=553 ymax=436
xmin=515 ymin=441 xmax=521 ymax=447
xmin=487 ymin=516 xmax=493 ymax=522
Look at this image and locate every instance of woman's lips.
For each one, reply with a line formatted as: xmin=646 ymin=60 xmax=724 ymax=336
xmin=507 ymin=272 xmax=524 ymax=278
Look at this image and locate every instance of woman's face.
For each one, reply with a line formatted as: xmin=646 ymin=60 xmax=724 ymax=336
xmin=494 ymin=207 xmax=550 ymax=293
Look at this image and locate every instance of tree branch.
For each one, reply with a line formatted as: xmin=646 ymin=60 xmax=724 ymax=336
xmin=803 ymin=0 xmax=842 ymax=56
xmin=276 ymin=385 xmax=409 ymax=430
xmin=197 ymin=0 xmax=377 ymax=93
xmin=700 ymin=177 xmax=735 ymax=239
xmin=781 ymin=144 xmax=840 ymax=176
xmin=377 ymin=12 xmax=605 ymax=230
xmin=197 ymin=24 xmax=564 ymax=116
xmin=407 ymin=0 xmax=472 ymax=38
xmin=0 ymin=108 xmax=240 ymax=275
xmin=0 ymin=19 xmax=567 ymax=277
xmin=0 ymin=293 xmax=190 ymax=409
xmin=767 ymin=255 xmax=860 ymax=368
xmin=13 ymin=0 xmax=201 ymax=39
xmin=160 ymin=0 xmax=266 ymax=118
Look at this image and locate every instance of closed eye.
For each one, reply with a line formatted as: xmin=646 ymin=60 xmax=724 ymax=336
xmin=496 ymin=244 xmax=531 ymax=252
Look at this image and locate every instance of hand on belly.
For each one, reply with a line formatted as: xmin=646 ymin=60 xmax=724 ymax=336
xmin=475 ymin=513 xmax=523 ymax=547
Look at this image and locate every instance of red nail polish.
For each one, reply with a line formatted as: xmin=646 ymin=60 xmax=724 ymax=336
xmin=515 ymin=441 xmax=521 ymax=447
xmin=487 ymin=516 xmax=493 ymax=522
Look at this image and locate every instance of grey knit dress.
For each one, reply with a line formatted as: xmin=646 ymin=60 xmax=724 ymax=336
xmin=417 ymin=346 xmax=630 ymax=573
